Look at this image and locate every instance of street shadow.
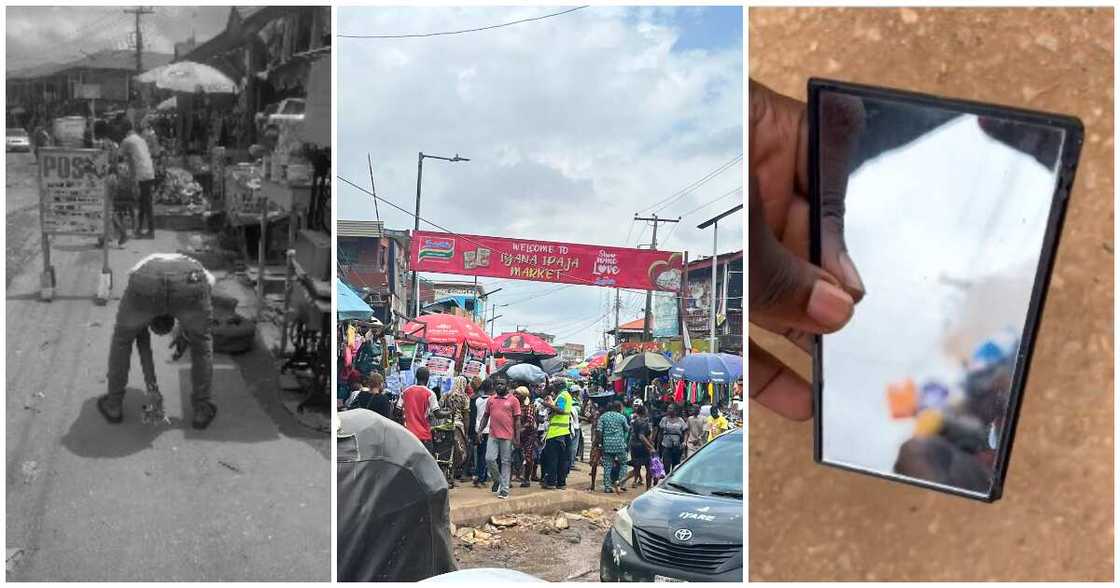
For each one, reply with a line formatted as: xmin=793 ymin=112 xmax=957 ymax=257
xmin=60 ymin=391 xmax=181 ymax=458
xmin=174 ymin=355 xmax=287 ymax=446
xmin=52 ymin=242 xmax=103 ymax=252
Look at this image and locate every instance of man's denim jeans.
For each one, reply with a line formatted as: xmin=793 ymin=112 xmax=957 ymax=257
xmin=106 ymin=258 xmax=213 ymax=408
xmin=486 ymin=437 xmax=513 ymax=494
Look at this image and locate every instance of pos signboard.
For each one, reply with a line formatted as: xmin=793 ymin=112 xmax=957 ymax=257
xmin=37 ymin=147 xmax=112 ymax=302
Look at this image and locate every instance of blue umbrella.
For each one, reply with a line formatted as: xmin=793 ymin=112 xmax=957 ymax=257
xmin=670 ymin=352 xmax=741 ymax=384
xmin=337 ymin=279 xmax=373 ymax=320
xmin=717 ymin=353 xmax=743 ymax=381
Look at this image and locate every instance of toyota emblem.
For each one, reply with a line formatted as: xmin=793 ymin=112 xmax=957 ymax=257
xmin=674 ymin=528 xmax=693 ymax=542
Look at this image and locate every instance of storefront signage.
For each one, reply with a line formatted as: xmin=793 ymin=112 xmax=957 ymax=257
xmin=411 ymin=230 xmax=684 ymax=292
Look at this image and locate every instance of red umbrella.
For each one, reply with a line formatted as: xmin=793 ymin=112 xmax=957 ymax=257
xmin=492 ymin=331 xmax=557 ymax=359
xmin=587 ymin=352 xmax=608 ymax=369
xmin=401 ymin=314 xmax=492 ymax=349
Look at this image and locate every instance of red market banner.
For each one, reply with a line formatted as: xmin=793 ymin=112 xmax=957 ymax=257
xmin=410 ymin=230 xmax=684 ymax=292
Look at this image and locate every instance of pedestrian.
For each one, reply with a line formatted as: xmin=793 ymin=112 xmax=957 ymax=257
xmin=119 ymin=119 xmax=156 ymax=239
xmin=97 ymin=253 xmax=216 ymax=428
xmin=540 ymin=380 xmax=573 ymax=489
xmin=567 ymin=389 xmax=582 ymax=471
xmin=33 ymin=125 xmax=51 ymax=160
xmin=440 ymin=375 xmax=471 ymax=481
xmin=706 ymin=405 xmax=730 ymax=442
xmin=658 ymin=403 xmax=688 ymax=475
xmin=516 ymin=387 xmax=538 ymax=487
xmin=581 ymin=396 xmax=599 ymax=464
xmin=362 ymin=373 xmax=392 ymax=419
xmin=479 ymin=378 xmax=521 ymax=499
xmin=469 ymin=378 xmax=492 ymax=487
xmin=623 ymin=404 xmax=655 ymax=491
xmin=399 ymin=367 xmax=440 ymax=454
xmin=685 ymin=404 xmax=707 ymax=458
xmin=586 ymin=399 xmax=604 ymax=492
xmin=597 ymin=401 xmax=630 ymax=494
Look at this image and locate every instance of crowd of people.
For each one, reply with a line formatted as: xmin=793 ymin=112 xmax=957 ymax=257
xmin=339 ymin=362 xmax=737 ymax=498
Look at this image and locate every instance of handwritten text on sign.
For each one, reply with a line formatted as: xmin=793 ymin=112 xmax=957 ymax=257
xmin=39 ymin=148 xmax=109 ymax=236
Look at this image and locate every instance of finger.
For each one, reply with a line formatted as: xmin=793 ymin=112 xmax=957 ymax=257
xmin=748 ymin=315 xmax=814 ymax=353
xmin=818 ymin=92 xmax=867 ymax=302
xmin=749 ymin=176 xmax=854 ymax=333
xmin=748 ymin=341 xmax=812 ymax=421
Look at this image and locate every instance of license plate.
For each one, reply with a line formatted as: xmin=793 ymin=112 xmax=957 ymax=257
xmin=655 ymin=575 xmax=684 ymax=582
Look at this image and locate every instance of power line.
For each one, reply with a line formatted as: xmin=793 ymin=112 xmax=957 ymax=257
xmin=642 ymin=154 xmax=743 ymax=215
xmin=679 ymin=185 xmax=743 ymax=218
xmin=340 ymin=6 xmax=589 ymax=39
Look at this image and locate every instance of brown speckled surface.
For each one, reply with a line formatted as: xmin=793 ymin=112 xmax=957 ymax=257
xmin=749 ymin=7 xmax=1113 ymax=581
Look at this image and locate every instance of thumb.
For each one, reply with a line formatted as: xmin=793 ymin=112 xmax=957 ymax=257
xmin=749 ymin=176 xmax=853 ymax=333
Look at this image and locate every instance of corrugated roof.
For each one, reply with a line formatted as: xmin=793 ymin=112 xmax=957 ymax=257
xmin=337 ymin=220 xmax=384 ymax=238
xmin=8 ymin=50 xmax=173 ymax=79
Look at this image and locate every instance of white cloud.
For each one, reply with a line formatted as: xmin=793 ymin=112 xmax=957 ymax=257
xmin=339 ymin=6 xmax=743 ymax=352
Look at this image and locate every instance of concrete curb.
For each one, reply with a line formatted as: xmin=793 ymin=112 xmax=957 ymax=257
xmin=451 ymin=489 xmax=629 ymax=527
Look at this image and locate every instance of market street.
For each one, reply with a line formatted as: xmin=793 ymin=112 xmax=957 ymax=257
xmin=5 ymin=158 xmax=330 ymax=581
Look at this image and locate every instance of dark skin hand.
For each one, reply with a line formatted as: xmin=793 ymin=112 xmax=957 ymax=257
xmin=748 ymin=79 xmax=866 ymax=421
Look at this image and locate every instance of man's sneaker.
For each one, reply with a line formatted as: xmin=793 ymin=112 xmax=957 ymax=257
xmin=96 ymin=394 xmax=123 ymax=424
xmin=520 ymin=480 xmax=531 ymax=488
xmin=491 ymin=480 xmax=499 ymax=492
xmin=498 ymin=490 xmax=509 ymax=499
xmin=192 ymin=400 xmax=218 ymax=430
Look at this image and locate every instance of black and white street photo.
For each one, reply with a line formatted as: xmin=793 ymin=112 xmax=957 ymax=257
xmin=6 ymin=6 xmax=331 ymax=581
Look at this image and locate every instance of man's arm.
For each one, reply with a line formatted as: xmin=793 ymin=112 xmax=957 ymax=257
xmin=136 ymin=328 xmax=157 ymax=389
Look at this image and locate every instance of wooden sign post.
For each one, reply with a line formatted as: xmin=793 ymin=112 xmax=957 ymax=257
xmin=37 ymin=147 xmax=113 ymax=303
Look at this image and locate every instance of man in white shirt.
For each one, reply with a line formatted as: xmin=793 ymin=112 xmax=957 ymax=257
xmin=119 ymin=120 xmax=157 ymax=238
xmin=98 ymin=253 xmax=216 ymax=429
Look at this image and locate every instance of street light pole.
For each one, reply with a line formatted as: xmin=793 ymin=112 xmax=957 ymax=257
xmin=697 ymin=203 xmax=743 ymax=354
xmin=412 ymin=151 xmax=470 ymax=318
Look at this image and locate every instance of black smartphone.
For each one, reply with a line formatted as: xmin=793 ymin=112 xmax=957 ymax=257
xmin=808 ymin=78 xmax=1083 ymax=501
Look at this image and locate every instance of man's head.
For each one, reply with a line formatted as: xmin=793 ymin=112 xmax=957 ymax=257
xmin=611 ymin=401 xmax=624 ymax=413
xmin=477 ymin=378 xmax=493 ymax=396
xmin=367 ymin=372 xmax=384 ymax=393
xmin=636 ymin=405 xmax=647 ymax=417
xmin=120 ymin=119 xmax=134 ymax=135
xmin=149 ymin=315 xmax=175 ymax=336
xmin=549 ymin=380 xmax=566 ymax=395
xmin=667 ymin=404 xmax=678 ymax=418
xmin=415 ymin=367 xmax=430 ymax=387
xmin=711 ymin=406 xmax=721 ymax=418
xmin=471 ymin=376 xmax=483 ymax=391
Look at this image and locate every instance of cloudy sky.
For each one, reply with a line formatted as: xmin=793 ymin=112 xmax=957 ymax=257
xmin=6 ymin=6 xmax=229 ymax=71
xmin=339 ymin=6 xmax=744 ymax=354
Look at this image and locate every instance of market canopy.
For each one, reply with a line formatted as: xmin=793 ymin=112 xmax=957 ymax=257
xmin=613 ymin=351 xmax=673 ymax=378
xmin=156 ymin=96 xmax=177 ymax=111
xmin=337 ymin=279 xmax=373 ymax=320
xmin=401 ymin=313 xmax=492 ymax=350
xmin=492 ymin=331 xmax=557 ymax=360
xmin=136 ymin=60 xmax=237 ymax=94
xmin=670 ymin=352 xmax=742 ymax=384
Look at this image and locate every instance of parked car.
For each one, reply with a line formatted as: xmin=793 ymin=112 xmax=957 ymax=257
xmin=600 ymin=428 xmax=743 ymax=582
xmin=6 ymin=128 xmax=31 ymax=152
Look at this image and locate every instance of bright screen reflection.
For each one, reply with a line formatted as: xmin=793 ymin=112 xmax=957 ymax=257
xmin=819 ymin=93 xmax=1065 ymax=496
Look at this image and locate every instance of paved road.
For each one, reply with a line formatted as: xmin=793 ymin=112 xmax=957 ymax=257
xmin=5 ymin=156 xmax=331 ymax=581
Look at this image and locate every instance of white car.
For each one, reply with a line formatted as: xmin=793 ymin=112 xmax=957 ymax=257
xmin=6 ymin=128 xmax=31 ymax=152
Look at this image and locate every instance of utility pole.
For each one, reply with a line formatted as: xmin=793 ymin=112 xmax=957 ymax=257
xmin=634 ymin=213 xmax=679 ymax=342
xmin=614 ymin=288 xmax=621 ymax=347
xmin=124 ymin=7 xmax=154 ymax=75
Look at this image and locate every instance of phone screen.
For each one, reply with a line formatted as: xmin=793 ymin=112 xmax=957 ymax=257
xmin=810 ymin=81 xmax=1081 ymax=500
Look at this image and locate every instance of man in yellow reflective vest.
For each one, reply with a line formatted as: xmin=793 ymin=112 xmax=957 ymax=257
xmin=540 ymin=380 xmax=573 ymax=489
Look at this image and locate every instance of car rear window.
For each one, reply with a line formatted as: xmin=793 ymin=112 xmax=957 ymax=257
xmin=665 ymin=431 xmax=742 ymax=496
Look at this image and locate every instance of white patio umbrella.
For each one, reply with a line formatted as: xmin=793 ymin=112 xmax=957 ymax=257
xmin=136 ymin=61 xmax=237 ymax=94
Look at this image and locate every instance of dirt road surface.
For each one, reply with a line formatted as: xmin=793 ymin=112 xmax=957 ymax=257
xmin=5 ymin=156 xmax=331 ymax=581
xmin=749 ymin=7 xmax=1113 ymax=581
xmin=453 ymin=514 xmax=613 ymax=582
